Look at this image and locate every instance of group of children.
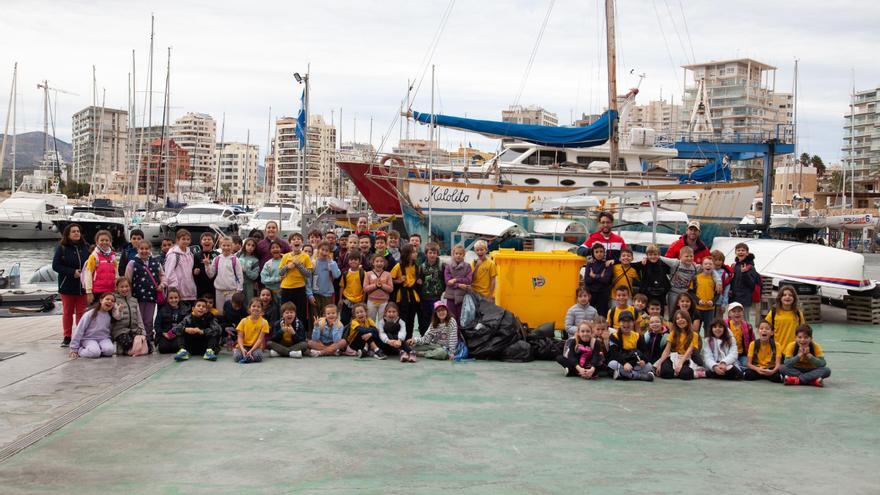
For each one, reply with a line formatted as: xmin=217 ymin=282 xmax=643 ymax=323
xmin=64 ymin=220 xmax=500 ymax=365
xmin=561 ymin=278 xmax=831 ymax=386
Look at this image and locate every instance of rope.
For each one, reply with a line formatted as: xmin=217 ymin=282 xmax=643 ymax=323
xmin=512 ymin=0 xmax=556 ymax=107
xmin=663 ymin=0 xmax=693 ymax=65
xmin=652 ymin=0 xmax=682 ymax=91
xmin=677 ymin=0 xmax=697 ymax=64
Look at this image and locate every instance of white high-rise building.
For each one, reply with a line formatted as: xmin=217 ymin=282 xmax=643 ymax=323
xmin=71 ymin=106 xmax=128 ymax=184
xmin=172 ymin=113 xmax=216 ymax=186
xmin=215 ymin=142 xmax=260 ymax=204
xmin=842 ymin=87 xmax=880 ymax=192
xmin=272 ymin=115 xmax=339 ymax=204
xmin=501 ymin=105 xmax=558 ymax=126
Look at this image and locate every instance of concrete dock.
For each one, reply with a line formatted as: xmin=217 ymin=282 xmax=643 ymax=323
xmin=0 ymin=311 xmax=878 ymax=494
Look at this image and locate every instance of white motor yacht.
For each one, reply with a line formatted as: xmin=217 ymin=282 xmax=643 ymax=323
xmin=161 ymin=203 xmax=240 ymax=238
xmin=0 ymin=192 xmax=67 ymax=241
xmin=238 ymin=204 xmax=301 ymax=238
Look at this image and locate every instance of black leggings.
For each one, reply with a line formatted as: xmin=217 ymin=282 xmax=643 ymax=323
xmin=707 ymin=365 xmax=743 ymax=380
xmin=660 ymin=359 xmax=695 ymax=380
xmin=744 ymin=369 xmax=782 ymax=383
xmin=398 ymin=301 xmax=419 ymax=341
xmin=349 ymin=328 xmax=381 ymax=351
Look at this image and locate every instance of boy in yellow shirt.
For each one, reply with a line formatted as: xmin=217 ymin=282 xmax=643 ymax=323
xmin=339 ymin=249 xmax=365 ymax=326
xmin=279 ymin=233 xmax=314 ymax=332
xmin=234 ymin=299 xmax=269 ymax=363
xmin=607 ymin=287 xmax=636 ymax=328
xmin=610 ymin=247 xmax=640 ymax=305
xmin=781 ymin=324 xmax=831 ymax=387
xmin=471 ymin=240 xmax=497 ymax=300
xmin=694 ymin=257 xmax=721 ymax=335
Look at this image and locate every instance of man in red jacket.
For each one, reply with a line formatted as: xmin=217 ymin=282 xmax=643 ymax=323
xmin=577 ymin=211 xmax=628 ymax=262
xmin=665 ymin=220 xmax=711 ymax=263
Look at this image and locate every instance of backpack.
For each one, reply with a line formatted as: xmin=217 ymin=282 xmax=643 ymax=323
xmin=213 ymin=255 xmax=240 ymax=284
xmin=751 ymin=274 xmax=763 ymax=303
xmin=768 ymin=308 xmax=804 ymax=329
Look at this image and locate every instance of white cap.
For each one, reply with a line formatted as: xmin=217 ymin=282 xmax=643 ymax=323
xmin=727 ymin=302 xmax=744 ymax=313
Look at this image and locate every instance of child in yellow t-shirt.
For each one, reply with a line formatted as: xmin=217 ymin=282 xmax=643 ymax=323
xmin=279 ymin=233 xmax=314 ymax=332
xmin=470 ymin=240 xmax=497 ymax=300
xmin=234 ymin=299 xmax=269 ymax=363
xmin=339 ymin=249 xmax=365 ymax=326
xmin=653 ymin=309 xmax=701 ymax=380
xmin=607 ymin=287 xmax=635 ymax=328
xmin=781 ymin=324 xmax=830 ymax=387
xmin=744 ymin=321 xmax=782 ymax=382
xmin=765 ymin=285 xmax=805 ymax=350
xmin=694 ymin=257 xmax=721 ymax=336
xmin=610 ymin=248 xmax=640 ymax=304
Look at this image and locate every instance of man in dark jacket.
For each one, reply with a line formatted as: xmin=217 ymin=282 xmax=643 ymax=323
xmin=665 ymin=221 xmax=710 ymax=263
xmin=729 ymin=243 xmax=760 ymax=320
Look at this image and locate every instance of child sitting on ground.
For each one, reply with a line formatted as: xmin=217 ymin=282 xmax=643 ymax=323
xmin=702 ymin=319 xmax=743 ymax=380
xmin=607 ymin=311 xmax=654 ymax=381
xmin=268 ymin=302 xmax=307 ymax=358
xmin=744 ymin=321 xmax=782 ymax=383
xmin=111 ymin=277 xmax=147 ymax=355
xmin=309 ymin=304 xmax=348 ymax=357
xmin=347 ymin=302 xmax=387 ymax=360
xmin=641 ymin=315 xmax=669 ymax=366
xmin=564 ymin=287 xmax=598 ymax=338
xmin=377 ymin=302 xmax=416 ymax=363
xmin=234 ymin=299 xmax=269 ymax=363
xmin=607 ymin=286 xmax=636 ymax=329
xmin=68 ymin=293 xmax=117 ymax=359
xmin=259 ymin=288 xmax=281 ymax=329
xmin=408 ymin=300 xmax=458 ymax=360
xmin=557 ymin=321 xmax=604 ymax=379
xmin=170 ymin=298 xmax=222 ymax=362
xmin=654 ymin=310 xmax=702 ymax=380
xmin=221 ymin=292 xmax=249 ymax=349
xmin=155 ymin=288 xmax=191 ymax=354
xmin=725 ymin=302 xmax=754 ymax=368
xmin=781 ymin=324 xmax=831 ymax=387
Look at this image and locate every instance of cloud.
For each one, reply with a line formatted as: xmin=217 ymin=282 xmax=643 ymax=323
xmin=1 ymin=0 xmax=877 ymax=165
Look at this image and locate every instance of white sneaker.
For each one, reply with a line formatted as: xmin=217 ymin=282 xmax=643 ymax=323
xmin=309 ymin=349 xmax=322 ymax=357
xmin=269 ymin=350 xmax=280 ymax=358
xmin=289 ymin=350 xmax=303 ymax=358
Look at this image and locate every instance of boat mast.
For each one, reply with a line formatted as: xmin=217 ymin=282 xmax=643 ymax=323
xmin=146 ymin=14 xmax=155 ymax=201
xmin=162 ymin=47 xmax=171 ymax=202
xmin=10 ymin=66 xmax=17 ymax=192
xmin=428 ymin=64 xmax=435 ymax=237
xmin=793 ymin=59 xmax=801 ymax=196
xmin=605 ymin=0 xmax=619 ymax=171
xmin=848 ymin=73 xmax=854 ymax=209
xmin=217 ymin=113 xmax=225 ymax=200
xmin=0 ymin=63 xmax=16 ymax=190
xmin=243 ymin=130 xmax=250 ymax=206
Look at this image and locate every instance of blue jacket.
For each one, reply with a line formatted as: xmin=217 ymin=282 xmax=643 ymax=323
xmin=311 ymin=258 xmax=341 ymax=297
xmin=53 ymin=241 xmax=90 ymax=295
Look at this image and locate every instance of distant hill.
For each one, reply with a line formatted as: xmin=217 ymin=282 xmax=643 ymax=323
xmin=0 ymin=132 xmax=72 ymax=168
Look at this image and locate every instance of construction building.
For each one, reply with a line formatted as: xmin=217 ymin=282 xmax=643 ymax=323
xmin=172 ymin=113 xmax=216 ymax=187
xmin=216 ymin=142 xmax=260 ymax=204
xmin=680 ymin=59 xmax=793 ymax=180
xmin=70 ymin=106 xmax=128 ymax=185
xmin=842 ymin=87 xmax=880 ymax=192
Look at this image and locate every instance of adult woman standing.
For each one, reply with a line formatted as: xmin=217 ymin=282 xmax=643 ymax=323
xmin=52 ymin=223 xmax=91 ymax=347
xmin=256 ymin=221 xmax=290 ymax=270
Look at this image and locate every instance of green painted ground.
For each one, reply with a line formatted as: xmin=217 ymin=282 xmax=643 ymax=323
xmin=1 ymin=323 xmax=879 ymax=494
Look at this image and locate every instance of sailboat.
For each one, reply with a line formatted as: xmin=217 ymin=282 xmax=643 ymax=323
xmin=339 ymin=0 xmax=758 ymax=247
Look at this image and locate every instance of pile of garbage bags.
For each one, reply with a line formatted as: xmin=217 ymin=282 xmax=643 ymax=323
xmin=459 ymin=294 xmax=565 ymax=363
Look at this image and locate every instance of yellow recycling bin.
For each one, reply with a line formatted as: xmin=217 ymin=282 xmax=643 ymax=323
xmin=492 ymin=249 xmax=583 ymax=329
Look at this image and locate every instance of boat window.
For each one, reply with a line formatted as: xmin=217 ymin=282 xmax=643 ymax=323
xmin=181 ymin=208 xmax=225 ymax=215
xmin=222 ymin=210 xmax=233 ymax=218
xmin=560 ymin=179 xmax=576 ymax=186
xmin=592 ymin=180 xmax=609 ymax=187
xmin=524 ymin=178 xmax=540 ymax=185
xmin=625 ymin=182 xmax=641 ymax=186
xmin=497 ymin=148 xmax=527 ymax=162
xmin=253 ymin=211 xmax=293 ymax=220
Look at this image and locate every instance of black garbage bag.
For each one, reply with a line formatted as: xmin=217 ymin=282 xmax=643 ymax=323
xmin=527 ymin=335 xmax=565 ymax=361
xmin=501 ymin=340 xmax=533 ymax=362
xmin=460 ymin=296 xmax=526 ymax=360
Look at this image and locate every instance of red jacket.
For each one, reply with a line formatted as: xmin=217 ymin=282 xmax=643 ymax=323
xmin=664 ymin=236 xmax=710 ymax=264
xmin=578 ymin=231 xmax=628 ymax=261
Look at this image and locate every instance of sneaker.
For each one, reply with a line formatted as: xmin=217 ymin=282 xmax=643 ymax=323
xmin=174 ymin=349 xmax=190 ymax=362
xmin=784 ymin=376 xmax=800 ymax=386
xmin=612 ymin=368 xmax=621 ymax=380
xmin=648 ymin=372 xmax=656 ymax=381
xmin=400 ymin=352 xmax=409 ymax=363
xmin=344 ymin=347 xmax=358 ymax=357
xmin=374 ymin=349 xmax=387 ymax=360
xmin=60 ymin=336 xmax=71 ymax=347
xmin=203 ymin=349 xmax=217 ymax=361
xmin=408 ymin=353 xmax=417 ymax=363
xmin=309 ymin=349 xmax=322 ymax=358
xmin=357 ymin=349 xmax=367 ymax=359
xmin=642 ymin=371 xmax=655 ymax=382
xmin=269 ymin=350 xmax=280 ymax=358
xmin=695 ymin=368 xmax=707 ymax=379
xmin=811 ymin=377 xmax=824 ymax=388
xmin=239 ymin=355 xmax=253 ymax=364
xmin=289 ymin=351 xmax=303 ymax=358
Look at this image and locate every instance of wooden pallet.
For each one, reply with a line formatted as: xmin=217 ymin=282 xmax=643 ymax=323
xmin=522 ymin=239 xmax=535 ymax=252
xmin=844 ymin=295 xmax=880 ymax=324
xmin=761 ymin=278 xmax=773 ymax=296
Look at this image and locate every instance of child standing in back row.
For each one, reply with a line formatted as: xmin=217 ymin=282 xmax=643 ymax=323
xmin=694 ymin=257 xmax=722 ymax=335
xmin=583 ymin=244 xmax=612 ymax=318
xmin=364 ymin=255 xmax=394 ymax=322
xmin=207 ymin=237 xmax=244 ymax=315
xmin=82 ymin=230 xmax=118 ymax=303
xmin=279 ymin=233 xmax=313 ymax=332
xmin=443 ymin=246 xmax=473 ymax=323
xmin=470 ymin=240 xmax=497 ymax=301
xmin=418 ymin=242 xmax=446 ymax=337
xmin=610 ymin=247 xmax=639 ymax=307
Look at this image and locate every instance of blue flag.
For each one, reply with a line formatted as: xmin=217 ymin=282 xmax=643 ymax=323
xmin=295 ymin=90 xmax=306 ymax=150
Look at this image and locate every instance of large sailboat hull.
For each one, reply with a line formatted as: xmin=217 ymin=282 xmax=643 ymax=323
xmin=0 ymin=221 xmax=60 ymax=241
xmin=337 ymin=161 xmax=403 ymax=215
xmin=401 ymin=178 xmax=758 ymax=249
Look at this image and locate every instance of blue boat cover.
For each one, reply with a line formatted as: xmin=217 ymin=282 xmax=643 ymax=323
xmin=678 ymin=157 xmax=731 ymax=183
xmin=412 ymin=110 xmax=616 ymax=148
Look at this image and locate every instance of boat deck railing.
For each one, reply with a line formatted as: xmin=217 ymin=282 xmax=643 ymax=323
xmin=0 ymin=209 xmax=61 ymax=222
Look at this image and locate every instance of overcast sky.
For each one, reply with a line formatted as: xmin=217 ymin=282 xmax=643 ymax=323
xmin=1 ymin=0 xmax=877 ymax=165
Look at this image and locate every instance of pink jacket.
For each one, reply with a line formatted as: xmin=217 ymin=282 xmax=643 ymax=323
xmin=364 ymin=269 xmax=393 ymax=303
xmin=163 ymin=245 xmax=197 ymax=301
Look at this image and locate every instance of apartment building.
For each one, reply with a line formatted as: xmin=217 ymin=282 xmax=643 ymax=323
xmin=71 ymin=106 xmax=128 ymax=184
xmin=216 ymin=142 xmax=260 ymax=204
xmin=842 ymin=87 xmax=880 ymax=191
xmin=172 ymin=113 xmax=216 ymax=187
